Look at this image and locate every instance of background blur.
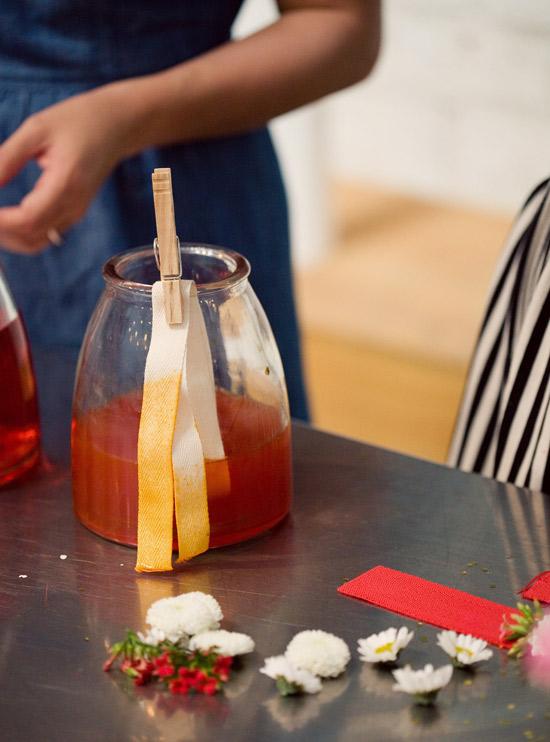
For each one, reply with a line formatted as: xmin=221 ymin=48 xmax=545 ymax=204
xmin=237 ymin=0 xmax=550 ymax=462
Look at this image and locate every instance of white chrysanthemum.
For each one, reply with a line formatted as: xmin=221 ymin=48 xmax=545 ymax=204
xmin=260 ymin=655 xmax=322 ymax=694
xmin=145 ymin=591 xmax=223 ymax=641
xmin=137 ymin=626 xmax=173 ymax=647
xmin=285 ymin=630 xmax=350 ymax=678
xmin=436 ymin=630 xmax=493 ymax=666
xmin=189 ymin=630 xmax=255 ymax=656
xmin=188 ymin=592 xmax=223 ymax=623
xmin=392 ymin=664 xmax=453 ymax=704
xmin=358 ymin=627 xmax=414 ymax=663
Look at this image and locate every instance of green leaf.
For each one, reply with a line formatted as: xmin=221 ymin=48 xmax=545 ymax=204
xmin=506 ymin=630 xmax=526 ymax=641
xmin=109 ymin=641 xmax=124 ymax=656
xmin=276 ymin=677 xmax=300 ymax=696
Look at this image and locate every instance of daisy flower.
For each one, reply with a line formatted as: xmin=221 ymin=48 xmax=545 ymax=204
xmin=392 ymin=664 xmax=453 ymax=706
xmin=285 ymin=630 xmax=350 ymax=678
xmin=145 ymin=591 xmax=222 ymax=642
xmin=436 ymin=630 xmax=493 ymax=667
xmin=358 ymin=627 xmax=414 ymax=664
xmin=189 ymin=630 xmax=255 ymax=657
xmin=260 ymin=655 xmax=322 ymax=695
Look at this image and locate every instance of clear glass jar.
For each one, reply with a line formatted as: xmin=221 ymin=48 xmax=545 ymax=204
xmin=0 ymin=267 xmax=40 ymax=487
xmin=72 ymin=244 xmax=292 ymax=548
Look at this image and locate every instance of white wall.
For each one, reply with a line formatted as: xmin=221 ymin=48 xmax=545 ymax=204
xmin=330 ymin=0 xmax=550 ymax=212
xmin=235 ymin=0 xmax=550 ymax=264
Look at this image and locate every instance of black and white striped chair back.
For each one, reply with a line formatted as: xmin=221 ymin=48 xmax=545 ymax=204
xmin=448 ymin=179 xmax=550 ymax=493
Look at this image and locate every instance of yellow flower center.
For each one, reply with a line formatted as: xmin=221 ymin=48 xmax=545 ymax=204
xmin=455 ymin=645 xmax=474 ymax=657
xmin=375 ymin=641 xmax=395 ymax=654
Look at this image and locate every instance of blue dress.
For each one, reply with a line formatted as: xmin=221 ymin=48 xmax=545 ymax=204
xmin=0 ymin=1 xmax=309 ymax=419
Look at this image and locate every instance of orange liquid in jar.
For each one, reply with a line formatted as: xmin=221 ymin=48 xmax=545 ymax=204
xmin=72 ymin=389 xmax=292 ymax=548
xmin=0 ymin=317 xmax=40 ymax=487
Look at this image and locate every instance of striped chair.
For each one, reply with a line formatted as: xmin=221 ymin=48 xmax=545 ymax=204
xmin=448 ymin=179 xmax=550 ymax=493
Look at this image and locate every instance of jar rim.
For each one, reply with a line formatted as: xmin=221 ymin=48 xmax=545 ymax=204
xmin=103 ymin=243 xmax=251 ymax=295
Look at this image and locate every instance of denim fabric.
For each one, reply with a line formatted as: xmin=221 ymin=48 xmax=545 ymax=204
xmin=0 ymin=1 xmax=309 ymax=419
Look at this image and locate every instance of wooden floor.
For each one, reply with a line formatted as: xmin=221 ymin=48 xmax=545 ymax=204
xmin=295 ymin=183 xmax=513 ymax=462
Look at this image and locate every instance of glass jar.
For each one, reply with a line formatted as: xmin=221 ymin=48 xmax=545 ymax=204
xmin=72 ymin=244 xmax=292 ymax=548
xmin=0 ymin=267 xmax=40 ymax=487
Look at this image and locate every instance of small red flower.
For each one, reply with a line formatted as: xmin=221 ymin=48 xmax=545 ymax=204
xmin=118 ymin=657 xmax=155 ymax=686
xmin=153 ymin=652 xmax=176 ymax=679
xmin=214 ymin=656 xmax=233 ymax=682
xmin=154 ymin=651 xmax=172 ymax=666
xmin=154 ymin=665 xmax=174 ymax=678
xmin=133 ymin=659 xmax=154 ymax=686
xmin=201 ymin=679 xmax=219 ymax=696
xmin=218 ymin=656 xmax=233 ymax=670
xmin=103 ymin=626 xmax=239 ymax=697
xmin=103 ymin=654 xmax=117 ymax=672
xmin=120 ymin=659 xmax=134 ymax=674
xmin=169 ymin=677 xmax=192 ymax=695
xmin=188 ymin=670 xmax=221 ymax=695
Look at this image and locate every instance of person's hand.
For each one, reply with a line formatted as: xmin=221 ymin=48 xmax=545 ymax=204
xmin=0 ymin=88 xmax=130 ymax=253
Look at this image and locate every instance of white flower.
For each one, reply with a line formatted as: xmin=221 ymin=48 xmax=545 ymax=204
xmin=260 ymin=655 xmax=322 ymax=695
xmin=189 ymin=630 xmax=255 ymax=657
xmin=436 ymin=630 xmax=493 ymax=666
xmin=357 ymin=627 xmax=414 ymax=664
xmin=137 ymin=626 xmax=174 ymax=647
xmin=392 ymin=664 xmax=453 ymax=705
xmin=285 ymin=630 xmax=350 ymax=678
xmin=145 ymin=591 xmax=222 ymax=641
xmin=187 ymin=592 xmax=223 ymax=623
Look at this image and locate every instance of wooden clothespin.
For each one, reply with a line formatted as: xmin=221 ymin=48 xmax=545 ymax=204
xmin=151 ymin=168 xmax=184 ymax=325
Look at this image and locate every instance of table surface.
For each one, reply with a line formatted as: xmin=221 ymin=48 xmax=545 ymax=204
xmin=0 ymin=349 xmax=549 ymax=742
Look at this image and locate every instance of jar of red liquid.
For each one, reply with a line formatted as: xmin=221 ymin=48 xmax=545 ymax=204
xmin=0 ymin=268 xmax=40 ymax=487
xmin=72 ymin=244 xmax=292 ymax=548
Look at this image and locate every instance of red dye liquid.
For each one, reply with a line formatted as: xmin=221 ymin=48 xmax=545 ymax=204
xmin=72 ymin=390 xmax=292 ymax=548
xmin=0 ymin=317 xmax=40 ymax=487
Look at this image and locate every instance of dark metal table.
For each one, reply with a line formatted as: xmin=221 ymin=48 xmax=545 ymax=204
xmin=0 ymin=350 xmax=549 ymax=741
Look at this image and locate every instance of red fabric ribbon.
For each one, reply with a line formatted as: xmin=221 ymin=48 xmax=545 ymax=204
xmin=519 ymin=571 xmax=550 ymax=603
xmin=338 ymin=565 xmax=516 ymax=648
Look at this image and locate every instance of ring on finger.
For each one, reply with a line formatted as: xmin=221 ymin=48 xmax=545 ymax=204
xmin=47 ymin=228 xmax=64 ymax=247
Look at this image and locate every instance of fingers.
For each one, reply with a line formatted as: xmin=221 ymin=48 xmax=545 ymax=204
xmin=0 ymin=207 xmax=74 ymax=254
xmin=0 ymin=166 xmax=81 ymax=254
xmin=0 ymin=117 xmax=60 ymax=254
xmin=0 ymin=117 xmax=45 ymax=187
xmin=0 ymin=216 xmax=67 ymax=254
xmin=0 ymin=215 xmax=73 ymax=254
xmin=0 ymin=100 xmax=109 ymax=254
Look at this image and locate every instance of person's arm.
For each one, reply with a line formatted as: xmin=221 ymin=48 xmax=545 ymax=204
xmin=116 ymin=0 xmax=381 ymax=151
xmin=0 ymin=0 xmax=380 ymax=253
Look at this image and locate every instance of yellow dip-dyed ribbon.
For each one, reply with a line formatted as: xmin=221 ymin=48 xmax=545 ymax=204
xmin=136 ymin=280 xmax=226 ymax=572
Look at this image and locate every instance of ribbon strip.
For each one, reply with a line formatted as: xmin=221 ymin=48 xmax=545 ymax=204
xmin=338 ymin=565 xmax=516 ymax=647
xmin=136 ymin=280 xmax=226 ymax=572
xmin=519 ymin=571 xmax=550 ymax=603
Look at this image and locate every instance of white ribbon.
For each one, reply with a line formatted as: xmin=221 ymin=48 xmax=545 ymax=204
xmin=136 ymin=280 xmax=226 ymax=571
